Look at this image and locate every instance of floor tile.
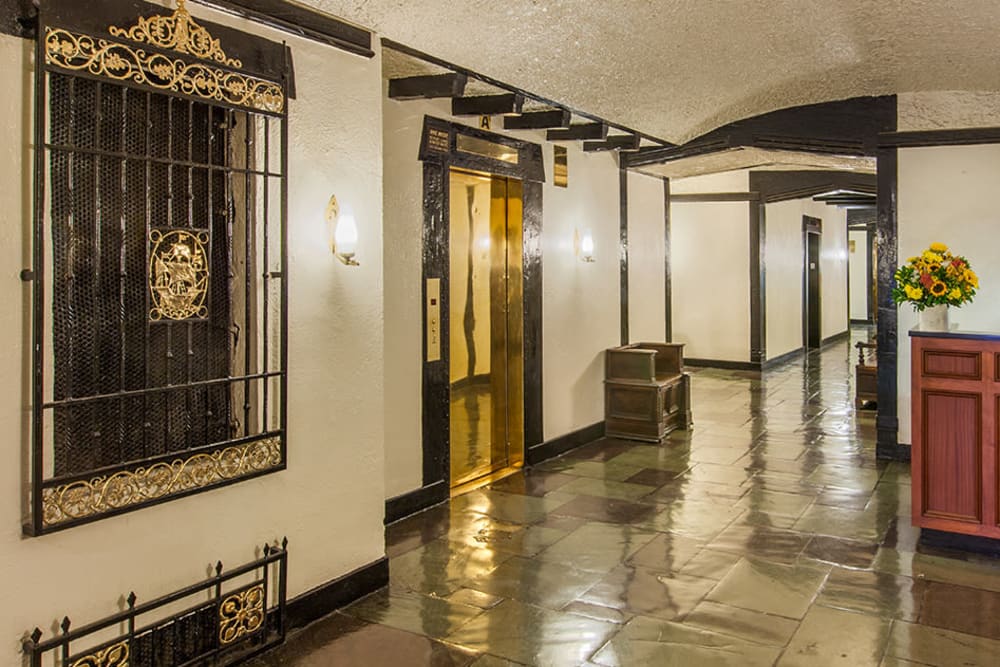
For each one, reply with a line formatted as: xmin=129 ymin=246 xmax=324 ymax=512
xmin=344 ymin=587 xmax=484 ymax=640
xmin=885 ymin=619 xmax=1000 ymax=666
xmin=465 ymin=556 xmax=604 ymax=609
xmin=578 ymin=566 xmax=716 ymax=620
xmin=445 ymin=599 xmax=618 ymax=667
xmin=778 ymin=604 xmax=890 ymax=666
xmin=247 ymin=612 xmax=478 ymax=667
xmin=817 ymin=567 xmax=923 ymax=621
xmin=590 ymin=614 xmax=781 ymax=666
xmin=550 ymin=494 xmax=658 ymax=524
xmin=536 ymin=521 xmax=658 ymax=573
xmin=804 ymin=535 xmax=879 ymax=568
xmin=684 ymin=599 xmax=800 ymax=647
xmin=708 ymin=522 xmax=811 ymax=565
xmin=555 ymin=476 xmax=657 ymax=502
xmin=918 ymin=580 xmax=1000 ymax=639
xmin=706 ymin=556 xmax=830 ymax=619
xmin=626 ymin=531 xmax=704 ymax=573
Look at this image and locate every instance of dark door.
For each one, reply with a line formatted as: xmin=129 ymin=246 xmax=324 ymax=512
xmin=803 ymin=216 xmax=822 ymax=348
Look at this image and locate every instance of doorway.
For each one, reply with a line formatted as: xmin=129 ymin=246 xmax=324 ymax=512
xmin=803 ymin=216 xmax=822 ymax=348
xmin=448 ymin=169 xmax=525 ymax=487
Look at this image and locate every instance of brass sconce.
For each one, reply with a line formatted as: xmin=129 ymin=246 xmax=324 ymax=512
xmin=325 ymin=195 xmax=359 ymax=266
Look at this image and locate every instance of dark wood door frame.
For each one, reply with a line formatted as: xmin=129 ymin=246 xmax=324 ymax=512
xmin=418 ymin=116 xmax=544 ymax=492
xmin=803 ymin=216 xmax=822 ymax=349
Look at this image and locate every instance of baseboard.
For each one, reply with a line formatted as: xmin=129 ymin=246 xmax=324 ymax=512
xmin=850 ymin=318 xmax=874 ymax=325
xmin=821 ymin=330 xmax=851 ymax=346
xmin=877 ymin=441 xmax=911 ymax=462
xmin=527 ymin=420 xmax=605 ymax=466
xmin=920 ymin=528 xmax=1000 ymax=557
xmin=763 ymin=347 xmax=804 ymax=369
xmin=286 ymin=557 xmax=389 ymax=629
xmin=684 ymin=358 xmax=760 ymax=371
xmin=384 ymin=480 xmax=449 ymax=525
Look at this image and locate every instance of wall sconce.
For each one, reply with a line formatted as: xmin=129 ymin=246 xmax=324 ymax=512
xmin=579 ymin=231 xmax=595 ymax=263
xmin=325 ymin=195 xmax=359 ymax=266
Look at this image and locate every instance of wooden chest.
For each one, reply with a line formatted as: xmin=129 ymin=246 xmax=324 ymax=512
xmin=605 ymin=343 xmax=691 ymax=442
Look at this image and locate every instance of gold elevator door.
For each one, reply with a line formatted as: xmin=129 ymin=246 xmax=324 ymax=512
xmin=448 ymin=169 xmax=524 ymax=488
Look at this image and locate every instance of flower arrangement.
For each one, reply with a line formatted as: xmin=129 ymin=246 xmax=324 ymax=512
xmin=892 ymin=242 xmax=978 ymax=311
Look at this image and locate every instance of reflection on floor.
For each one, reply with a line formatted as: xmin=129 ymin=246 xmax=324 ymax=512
xmin=251 ymin=328 xmax=1000 ymax=666
xmin=451 ymin=382 xmax=493 ymax=486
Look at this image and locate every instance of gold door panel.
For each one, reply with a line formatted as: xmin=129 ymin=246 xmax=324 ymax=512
xmin=449 ymin=169 xmax=524 ymax=487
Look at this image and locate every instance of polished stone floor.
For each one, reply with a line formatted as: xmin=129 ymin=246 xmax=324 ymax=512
xmin=252 ymin=328 xmax=1000 ymax=666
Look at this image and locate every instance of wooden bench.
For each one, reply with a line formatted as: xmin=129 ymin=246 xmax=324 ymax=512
xmin=855 ymin=341 xmax=877 ymax=410
xmin=605 ymin=343 xmax=691 ymax=442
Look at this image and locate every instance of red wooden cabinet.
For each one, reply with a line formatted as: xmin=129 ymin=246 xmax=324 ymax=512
xmin=911 ymin=330 xmax=1000 ymax=539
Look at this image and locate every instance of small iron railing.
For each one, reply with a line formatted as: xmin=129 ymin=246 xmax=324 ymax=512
xmin=23 ymin=539 xmax=287 ymax=667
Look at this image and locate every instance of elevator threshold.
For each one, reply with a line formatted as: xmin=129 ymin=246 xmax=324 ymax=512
xmin=450 ymin=463 xmax=523 ymax=498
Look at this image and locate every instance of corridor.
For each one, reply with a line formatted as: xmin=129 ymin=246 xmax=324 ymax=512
xmin=251 ymin=329 xmax=1000 ymax=666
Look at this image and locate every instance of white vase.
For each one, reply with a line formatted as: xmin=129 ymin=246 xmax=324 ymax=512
xmin=919 ymin=304 xmax=949 ymax=331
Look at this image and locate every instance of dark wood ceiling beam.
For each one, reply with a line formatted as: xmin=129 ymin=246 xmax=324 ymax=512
xmin=583 ymin=134 xmax=641 ymax=152
xmin=547 ymin=123 xmax=608 ymax=142
xmin=452 ymin=93 xmax=524 ymax=116
xmin=388 ymin=73 xmax=468 ymax=100
xmin=503 ymin=109 xmax=572 ymax=130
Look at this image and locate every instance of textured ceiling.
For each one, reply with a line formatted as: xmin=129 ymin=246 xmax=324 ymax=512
xmin=310 ymin=0 xmax=1000 ymax=144
xmin=635 ymin=147 xmax=876 ymax=180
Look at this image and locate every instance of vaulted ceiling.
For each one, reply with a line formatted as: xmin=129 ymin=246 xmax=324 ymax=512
xmin=312 ymin=0 xmax=1000 ymax=144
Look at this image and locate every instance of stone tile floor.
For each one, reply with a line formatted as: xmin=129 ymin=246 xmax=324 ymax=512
xmin=251 ymin=328 xmax=1000 ymax=665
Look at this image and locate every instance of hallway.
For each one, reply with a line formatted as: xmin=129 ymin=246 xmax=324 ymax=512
xmin=252 ymin=329 xmax=1000 ymax=666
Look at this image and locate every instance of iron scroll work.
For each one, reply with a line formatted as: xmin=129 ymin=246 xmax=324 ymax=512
xmin=27 ymin=0 xmax=291 ymax=535
xmin=23 ymin=540 xmax=288 ymax=666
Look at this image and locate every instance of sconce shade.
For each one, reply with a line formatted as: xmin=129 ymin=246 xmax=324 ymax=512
xmin=335 ymin=214 xmax=359 ymax=258
xmin=581 ymin=232 xmax=595 ymax=262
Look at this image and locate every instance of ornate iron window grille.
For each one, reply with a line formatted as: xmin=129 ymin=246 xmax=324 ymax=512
xmin=23 ymin=539 xmax=288 ymax=666
xmin=26 ymin=0 xmax=290 ymax=535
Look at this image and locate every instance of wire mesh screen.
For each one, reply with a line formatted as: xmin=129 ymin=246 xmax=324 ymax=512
xmin=32 ymin=61 xmax=287 ymax=534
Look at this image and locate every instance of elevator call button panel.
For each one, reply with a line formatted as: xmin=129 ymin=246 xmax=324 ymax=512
xmin=426 ymin=278 xmax=441 ymax=362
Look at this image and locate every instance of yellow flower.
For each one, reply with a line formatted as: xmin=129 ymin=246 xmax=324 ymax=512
xmin=949 ymin=288 xmax=961 ymax=299
xmin=930 ymin=242 xmax=949 ymax=253
xmin=922 ymin=250 xmax=943 ymax=263
xmin=930 ymin=280 xmax=948 ymax=296
xmin=907 ymin=256 xmax=920 ymax=264
xmin=904 ymin=285 xmax=923 ymax=300
xmin=965 ymin=270 xmax=979 ymax=288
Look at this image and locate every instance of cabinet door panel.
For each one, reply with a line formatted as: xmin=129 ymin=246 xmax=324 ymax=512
xmin=922 ymin=391 xmax=982 ymax=523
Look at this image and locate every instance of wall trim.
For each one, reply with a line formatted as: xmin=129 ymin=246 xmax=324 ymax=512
xmin=851 ymin=318 xmax=874 ymax=325
xmin=384 ymin=480 xmax=449 ymax=525
xmin=527 ymin=421 xmax=605 ymax=466
xmin=619 ymin=166 xmax=630 ymax=345
xmin=920 ymin=527 xmax=1000 ymax=556
xmin=763 ymin=347 xmax=804 ymax=369
xmin=196 ymin=0 xmax=374 ymax=58
xmin=876 ymin=145 xmax=900 ymax=459
xmin=749 ymin=201 xmax=766 ymax=364
xmin=663 ymin=177 xmax=672 ymax=342
xmin=670 ymin=192 xmax=760 ymax=203
xmin=286 ymin=557 xmax=388 ymax=629
xmin=879 ymin=127 xmax=1000 ymax=148
xmin=822 ymin=330 xmax=850 ymax=347
xmin=684 ymin=358 xmax=760 ymax=372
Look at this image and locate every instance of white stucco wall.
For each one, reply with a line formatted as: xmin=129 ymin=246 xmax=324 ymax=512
xmin=670 ymin=171 xmax=751 ymax=363
xmin=627 ymin=171 xmax=666 ymax=343
xmin=0 ymin=4 xmax=386 ymax=649
xmin=819 ymin=204 xmax=849 ymax=341
xmin=849 ymin=230 xmax=869 ymax=321
xmin=764 ymin=200 xmax=805 ymax=359
xmin=896 ymin=144 xmax=1000 ymax=444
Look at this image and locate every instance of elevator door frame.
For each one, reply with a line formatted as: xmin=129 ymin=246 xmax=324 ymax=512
xmin=417 ymin=116 xmax=545 ymax=494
